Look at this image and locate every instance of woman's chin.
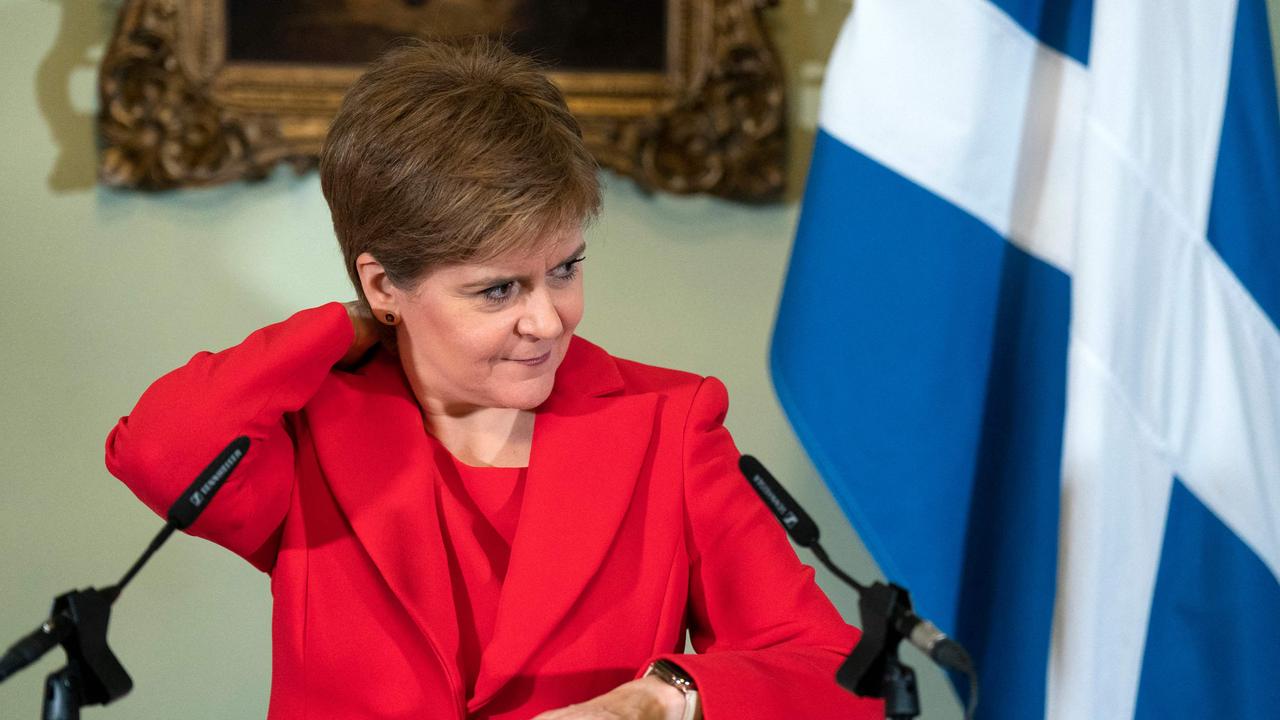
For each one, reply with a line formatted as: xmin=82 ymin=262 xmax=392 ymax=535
xmin=493 ymin=378 xmax=556 ymax=410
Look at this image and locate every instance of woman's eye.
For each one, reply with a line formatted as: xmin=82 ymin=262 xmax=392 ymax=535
xmin=552 ymin=256 xmax=585 ymax=281
xmin=481 ymin=282 xmax=515 ymax=303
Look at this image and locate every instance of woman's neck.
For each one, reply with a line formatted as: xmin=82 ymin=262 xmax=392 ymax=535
xmin=423 ymin=405 xmax=534 ymax=468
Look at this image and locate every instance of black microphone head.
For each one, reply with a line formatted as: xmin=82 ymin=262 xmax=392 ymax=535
xmin=738 ymin=454 xmax=821 ymax=547
xmin=167 ymin=436 xmax=250 ymax=530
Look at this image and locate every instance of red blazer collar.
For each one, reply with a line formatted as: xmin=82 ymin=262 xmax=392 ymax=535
xmin=306 ymin=336 xmax=655 ymax=709
xmin=544 ymin=335 xmax=626 ymax=404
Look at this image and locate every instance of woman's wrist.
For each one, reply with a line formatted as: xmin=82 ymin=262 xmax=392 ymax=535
xmin=637 ymin=674 xmax=688 ymax=720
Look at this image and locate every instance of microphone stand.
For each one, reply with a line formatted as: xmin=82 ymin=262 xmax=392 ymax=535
xmin=0 ymin=437 xmax=249 ymax=719
xmin=738 ymin=456 xmax=978 ymax=720
xmin=29 ymin=589 xmax=131 ymax=720
xmin=811 ymin=546 xmax=921 ymax=719
xmin=813 ymin=542 xmax=982 ymax=720
xmin=0 ymin=523 xmax=179 ymax=719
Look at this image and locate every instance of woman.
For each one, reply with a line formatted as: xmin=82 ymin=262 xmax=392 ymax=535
xmin=106 ymin=40 xmax=883 ymax=720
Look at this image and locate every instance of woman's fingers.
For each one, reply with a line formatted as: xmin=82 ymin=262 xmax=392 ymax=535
xmin=339 ymin=300 xmax=382 ymax=366
xmin=528 ymin=677 xmax=682 ymax=720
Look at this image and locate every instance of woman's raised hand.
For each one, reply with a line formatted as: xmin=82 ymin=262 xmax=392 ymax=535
xmin=529 ymin=676 xmax=686 ymax=720
xmin=340 ymin=300 xmax=383 ymax=367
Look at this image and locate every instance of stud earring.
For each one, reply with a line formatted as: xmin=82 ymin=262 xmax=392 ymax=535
xmin=384 ymin=312 xmax=396 ymax=324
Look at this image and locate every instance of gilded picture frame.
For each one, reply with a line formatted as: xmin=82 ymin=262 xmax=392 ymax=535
xmin=97 ymin=0 xmax=786 ymax=202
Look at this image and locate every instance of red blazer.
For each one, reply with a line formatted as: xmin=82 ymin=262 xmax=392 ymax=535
xmin=106 ymin=303 xmax=883 ymax=720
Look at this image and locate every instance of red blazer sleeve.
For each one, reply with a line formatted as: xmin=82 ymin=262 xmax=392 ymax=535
xmin=104 ymin=303 xmax=353 ymax=572
xmin=647 ymin=377 xmax=884 ymax=719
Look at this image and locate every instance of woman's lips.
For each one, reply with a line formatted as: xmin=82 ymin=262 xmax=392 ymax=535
xmin=508 ymin=351 xmax=551 ymax=366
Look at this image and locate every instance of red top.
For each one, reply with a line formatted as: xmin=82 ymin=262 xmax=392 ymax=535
xmin=429 ymin=435 xmax=527 ymax=701
xmin=105 ymin=303 xmax=884 ymax=719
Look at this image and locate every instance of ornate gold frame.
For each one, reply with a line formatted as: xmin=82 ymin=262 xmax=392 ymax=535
xmin=97 ymin=0 xmax=786 ymax=202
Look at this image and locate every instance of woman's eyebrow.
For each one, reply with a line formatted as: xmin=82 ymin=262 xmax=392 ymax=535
xmin=461 ymin=243 xmax=588 ymax=290
xmin=560 ymin=242 xmax=588 ymax=264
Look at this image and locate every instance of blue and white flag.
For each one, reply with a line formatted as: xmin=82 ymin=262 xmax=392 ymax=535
xmin=771 ymin=1 xmax=1280 ymax=717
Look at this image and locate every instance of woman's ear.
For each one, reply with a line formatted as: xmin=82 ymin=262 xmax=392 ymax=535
xmin=355 ymin=252 xmax=397 ymax=317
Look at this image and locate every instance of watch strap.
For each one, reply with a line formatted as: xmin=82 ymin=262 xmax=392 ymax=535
xmin=644 ymin=660 xmax=701 ymax=720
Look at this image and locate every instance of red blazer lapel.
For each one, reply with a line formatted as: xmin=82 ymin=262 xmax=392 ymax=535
xmin=469 ymin=339 xmax=659 ymax=710
xmin=306 ymin=353 xmax=460 ymax=683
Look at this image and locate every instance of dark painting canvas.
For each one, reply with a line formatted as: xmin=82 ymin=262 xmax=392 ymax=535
xmin=226 ymin=0 xmax=667 ymax=71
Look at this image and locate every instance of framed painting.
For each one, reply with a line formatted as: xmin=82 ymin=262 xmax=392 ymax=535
xmin=97 ymin=0 xmax=787 ymax=202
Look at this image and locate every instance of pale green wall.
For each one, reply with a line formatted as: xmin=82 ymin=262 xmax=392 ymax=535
xmin=1 ymin=1 xmax=943 ymax=718
xmin=1274 ymin=0 xmax=1280 ymax=95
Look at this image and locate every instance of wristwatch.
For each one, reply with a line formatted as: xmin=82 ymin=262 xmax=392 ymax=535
xmin=644 ymin=659 xmax=701 ymax=720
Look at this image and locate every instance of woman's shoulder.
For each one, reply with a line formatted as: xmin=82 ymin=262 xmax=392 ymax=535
xmin=563 ymin=335 xmax=706 ymax=397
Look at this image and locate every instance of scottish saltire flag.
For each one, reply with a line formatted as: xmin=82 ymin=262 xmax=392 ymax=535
xmin=771 ymin=0 xmax=1280 ymax=717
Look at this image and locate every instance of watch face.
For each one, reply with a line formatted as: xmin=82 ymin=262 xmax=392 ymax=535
xmin=649 ymin=661 xmax=694 ymax=691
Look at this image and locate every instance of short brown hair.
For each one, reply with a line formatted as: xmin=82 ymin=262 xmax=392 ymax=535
xmin=320 ymin=39 xmax=600 ymax=302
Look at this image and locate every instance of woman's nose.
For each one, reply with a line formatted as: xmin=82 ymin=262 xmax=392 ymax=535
xmin=516 ymin=287 xmax=564 ymax=339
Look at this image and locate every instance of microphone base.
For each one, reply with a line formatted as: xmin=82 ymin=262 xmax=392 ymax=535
xmin=880 ymin=658 xmax=921 ymax=720
xmin=43 ymin=666 xmax=81 ymax=720
xmin=836 ymin=581 xmax=922 ymax=719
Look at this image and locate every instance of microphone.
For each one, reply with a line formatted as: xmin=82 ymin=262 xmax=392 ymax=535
xmin=167 ymin=436 xmax=249 ymax=529
xmin=109 ymin=435 xmax=251 ymax=601
xmin=737 ymin=454 xmax=969 ymax=667
xmin=738 ymin=455 xmax=820 ymax=548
